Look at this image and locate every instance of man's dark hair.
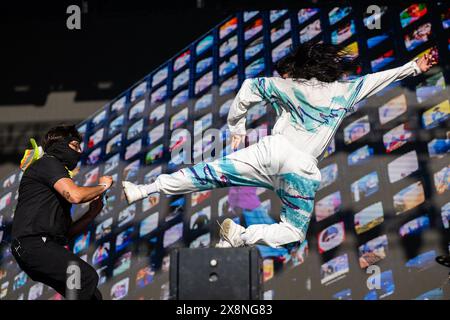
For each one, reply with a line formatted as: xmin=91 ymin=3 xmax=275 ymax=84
xmin=275 ymin=53 xmax=296 ymax=77
xmin=42 ymin=124 xmax=82 ymax=152
xmin=275 ymin=41 xmax=358 ymax=82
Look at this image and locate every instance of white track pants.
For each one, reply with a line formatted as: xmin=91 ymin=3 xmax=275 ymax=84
xmin=153 ymin=134 xmax=322 ymax=248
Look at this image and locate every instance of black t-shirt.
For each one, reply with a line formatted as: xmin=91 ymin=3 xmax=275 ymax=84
xmin=12 ymin=154 xmax=73 ymax=239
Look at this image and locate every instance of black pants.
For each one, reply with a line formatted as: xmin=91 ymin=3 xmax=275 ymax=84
xmin=11 ymin=236 xmax=102 ymax=300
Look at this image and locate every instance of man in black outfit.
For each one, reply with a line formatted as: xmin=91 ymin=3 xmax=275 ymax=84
xmin=11 ymin=124 xmax=113 ymax=300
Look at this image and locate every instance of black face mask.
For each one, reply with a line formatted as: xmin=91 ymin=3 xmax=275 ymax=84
xmin=46 ymin=136 xmax=82 ymax=171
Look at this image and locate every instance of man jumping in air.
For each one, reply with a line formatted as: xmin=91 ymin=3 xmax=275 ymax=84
xmin=122 ymin=42 xmax=436 ymax=249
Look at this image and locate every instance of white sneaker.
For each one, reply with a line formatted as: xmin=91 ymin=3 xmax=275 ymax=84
xmin=122 ymin=181 xmax=148 ymax=205
xmin=217 ymin=219 xmax=245 ymax=248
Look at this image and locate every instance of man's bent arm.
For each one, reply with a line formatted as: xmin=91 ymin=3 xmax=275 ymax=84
xmin=54 ymin=178 xmax=107 ymax=204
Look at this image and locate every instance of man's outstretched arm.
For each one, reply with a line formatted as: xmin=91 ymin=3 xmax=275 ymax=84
xmin=350 ymin=53 xmax=437 ymax=106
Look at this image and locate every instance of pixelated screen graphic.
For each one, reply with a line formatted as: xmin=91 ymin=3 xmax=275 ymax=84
xmin=0 ymin=3 xmax=449 ymax=300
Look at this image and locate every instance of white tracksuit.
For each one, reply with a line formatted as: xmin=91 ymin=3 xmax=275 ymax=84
xmin=153 ymin=60 xmax=422 ymax=248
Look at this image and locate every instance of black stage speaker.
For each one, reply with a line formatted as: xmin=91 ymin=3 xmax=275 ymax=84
xmin=169 ymin=247 xmax=263 ymax=300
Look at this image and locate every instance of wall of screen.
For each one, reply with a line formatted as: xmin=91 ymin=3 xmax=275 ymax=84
xmin=0 ymin=2 xmax=449 ymax=300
